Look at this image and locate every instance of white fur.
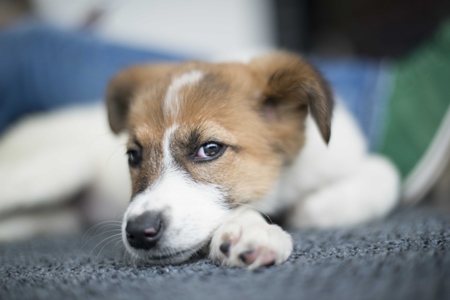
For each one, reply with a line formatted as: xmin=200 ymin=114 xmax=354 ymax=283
xmin=122 ymin=125 xmax=230 ymax=264
xmin=163 ymin=70 xmax=203 ymax=119
xmin=255 ymin=101 xmax=399 ymax=227
xmin=162 ymin=124 xmax=178 ymax=167
xmin=210 ymin=207 xmax=292 ymax=269
xmin=0 ymin=105 xmax=130 ymax=214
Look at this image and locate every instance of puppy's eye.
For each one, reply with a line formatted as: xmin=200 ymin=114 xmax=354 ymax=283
xmin=194 ymin=142 xmax=226 ymax=162
xmin=126 ymin=149 xmax=142 ymax=168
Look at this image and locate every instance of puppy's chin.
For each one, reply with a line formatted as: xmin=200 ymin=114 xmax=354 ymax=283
xmin=123 ymin=240 xmax=207 ymax=265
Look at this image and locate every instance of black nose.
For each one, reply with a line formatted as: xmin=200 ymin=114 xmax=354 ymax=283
xmin=125 ymin=212 xmax=164 ymax=250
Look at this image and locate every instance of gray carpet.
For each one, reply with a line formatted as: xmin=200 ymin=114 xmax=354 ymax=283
xmin=1 ymin=206 xmax=449 ymax=300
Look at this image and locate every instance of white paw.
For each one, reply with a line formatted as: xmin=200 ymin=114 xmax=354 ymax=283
xmin=210 ymin=220 xmax=292 ymax=269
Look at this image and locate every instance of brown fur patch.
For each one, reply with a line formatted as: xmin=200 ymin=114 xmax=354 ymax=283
xmin=250 ymin=52 xmax=333 ymax=144
xmin=106 ymin=63 xmax=177 ymax=133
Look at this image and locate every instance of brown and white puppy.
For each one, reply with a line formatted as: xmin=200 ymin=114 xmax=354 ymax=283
xmin=105 ymin=52 xmax=399 ymax=269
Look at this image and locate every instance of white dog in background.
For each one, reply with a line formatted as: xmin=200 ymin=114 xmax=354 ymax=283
xmin=0 ymin=52 xmax=399 ymax=269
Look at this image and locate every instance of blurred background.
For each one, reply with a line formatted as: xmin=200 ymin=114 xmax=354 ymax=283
xmin=3 ymin=0 xmax=449 ymax=57
xmin=0 ymin=0 xmax=449 ymax=239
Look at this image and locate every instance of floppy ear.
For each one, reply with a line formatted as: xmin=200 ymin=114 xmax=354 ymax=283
xmin=250 ymin=52 xmax=334 ymax=143
xmin=105 ymin=64 xmax=176 ymax=134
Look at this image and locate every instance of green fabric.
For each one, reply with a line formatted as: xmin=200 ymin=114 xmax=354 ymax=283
xmin=379 ymin=19 xmax=450 ymax=179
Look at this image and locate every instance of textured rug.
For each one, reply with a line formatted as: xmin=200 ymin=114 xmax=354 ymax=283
xmin=1 ymin=206 xmax=449 ymax=300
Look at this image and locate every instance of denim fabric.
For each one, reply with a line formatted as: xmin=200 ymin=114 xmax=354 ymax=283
xmin=0 ymin=22 xmax=184 ymax=133
xmin=311 ymin=58 xmax=393 ymax=150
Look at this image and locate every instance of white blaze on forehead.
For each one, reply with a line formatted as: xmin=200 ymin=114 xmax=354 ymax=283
xmin=162 ymin=124 xmax=178 ymax=167
xmin=164 ymin=70 xmax=203 ymax=119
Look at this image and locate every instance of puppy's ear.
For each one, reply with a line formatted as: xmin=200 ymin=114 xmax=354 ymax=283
xmin=106 ymin=64 xmax=175 ymax=134
xmin=250 ymin=52 xmax=333 ymax=143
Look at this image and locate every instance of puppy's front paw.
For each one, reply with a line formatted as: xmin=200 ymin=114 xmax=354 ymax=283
xmin=210 ymin=220 xmax=292 ymax=269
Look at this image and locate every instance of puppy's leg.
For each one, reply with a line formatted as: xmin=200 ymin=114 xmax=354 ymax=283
xmin=289 ymin=155 xmax=400 ymax=228
xmin=210 ymin=207 xmax=292 ymax=269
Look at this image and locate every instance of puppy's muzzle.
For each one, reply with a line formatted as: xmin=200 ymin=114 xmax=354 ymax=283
xmin=125 ymin=212 xmax=164 ymax=250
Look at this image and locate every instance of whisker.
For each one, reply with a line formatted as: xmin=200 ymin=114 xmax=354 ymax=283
xmin=82 ymin=220 xmax=122 ymax=242
xmin=88 ymin=233 xmax=122 ymax=257
xmin=113 ymin=238 xmax=124 ymax=249
xmin=80 ymin=228 xmax=122 ymax=251
xmin=95 ymin=237 xmax=123 ymax=260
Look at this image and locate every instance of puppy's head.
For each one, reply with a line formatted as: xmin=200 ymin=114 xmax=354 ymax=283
xmin=106 ymin=52 xmax=333 ymax=264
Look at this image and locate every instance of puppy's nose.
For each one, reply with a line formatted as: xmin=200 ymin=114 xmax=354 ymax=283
xmin=125 ymin=212 xmax=164 ymax=250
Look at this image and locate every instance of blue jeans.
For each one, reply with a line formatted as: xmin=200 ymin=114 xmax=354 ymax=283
xmin=0 ymin=22 xmax=184 ymax=133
